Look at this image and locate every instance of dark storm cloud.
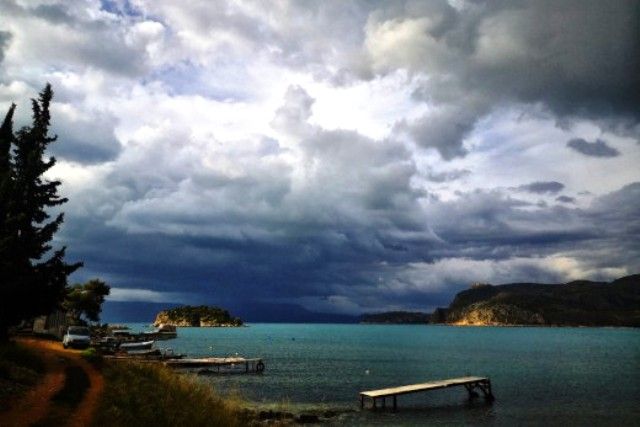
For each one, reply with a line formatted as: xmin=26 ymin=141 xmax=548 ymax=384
xmin=51 ymin=109 xmax=122 ymax=164
xmin=578 ymin=183 xmax=640 ymax=272
xmin=472 ymin=0 xmax=640 ymax=120
xmin=515 ymin=181 xmax=565 ymax=194
xmin=4 ymin=0 xmax=632 ymax=317
xmin=395 ymin=106 xmax=474 ymax=160
xmin=0 ymin=0 xmax=153 ymax=77
xmin=556 ymin=195 xmax=576 ymax=204
xmin=422 ymin=183 xmax=640 ymax=281
xmin=0 ymin=31 xmax=10 ymax=64
xmin=426 ymin=168 xmax=471 ymax=183
xmin=59 ymin=86 xmax=441 ymax=312
xmin=63 ymin=180 xmax=640 ymax=316
xmin=32 ymin=3 xmax=75 ymax=25
xmin=56 ymin=81 xmax=639 ymax=316
xmin=426 ymin=189 xmax=591 ymax=254
xmin=567 ymin=138 xmax=621 ymax=158
xmin=363 ymin=0 xmax=640 ymax=159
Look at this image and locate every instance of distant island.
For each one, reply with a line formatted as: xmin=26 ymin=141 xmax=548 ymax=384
xmin=154 ymin=305 xmax=243 ymax=327
xmin=362 ymin=274 xmax=640 ymax=327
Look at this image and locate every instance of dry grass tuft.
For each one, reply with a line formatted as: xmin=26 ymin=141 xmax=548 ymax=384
xmin=92 ymin=361 xmax=245 ymax=427
xmin=0 ymin=341 xmax=45 ymax=410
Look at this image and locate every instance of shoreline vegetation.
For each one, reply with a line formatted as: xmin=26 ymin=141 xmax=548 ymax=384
xmin=360 ymin=274 xmax=640 ymax=327
xmin=0 ymin=338 xmax=350 ymax=426
xmin=94 ymin=358 xmax=353 ymax=426
xmin=94 ymin=357 xmax=353 ymax=426
xmin=93 ymin=359 xmax=245 ymax=427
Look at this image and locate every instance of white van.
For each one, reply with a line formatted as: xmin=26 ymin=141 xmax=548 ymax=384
xmin=62 ymin=326 xmax=91 ymax=349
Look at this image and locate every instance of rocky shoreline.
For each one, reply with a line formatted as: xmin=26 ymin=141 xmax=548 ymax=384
xmin=241 ymin=408 xmax=356 ymax=425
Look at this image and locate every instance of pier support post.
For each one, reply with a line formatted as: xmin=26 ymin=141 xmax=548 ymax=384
xmin=464 ymin=383 xmax=479 ymax=399
xmin=360 ymin=395 xmax=364 ymax=409
xmin=476 ymin=380 xmax=494 ymax=402
xmin=483 ymin=380 xmax=495 ymax=401
xmin=393 ymin=395 xmax=397 ymax=411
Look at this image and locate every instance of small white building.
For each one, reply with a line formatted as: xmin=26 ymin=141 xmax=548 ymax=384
xmin=32 ymin=310 xmax=72 ymax=339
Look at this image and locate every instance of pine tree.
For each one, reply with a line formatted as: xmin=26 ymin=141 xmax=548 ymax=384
xmin=0 ymin=103 xmax=18 ymax=340
xmin=0 ymin=84 xmax=81 ymax=340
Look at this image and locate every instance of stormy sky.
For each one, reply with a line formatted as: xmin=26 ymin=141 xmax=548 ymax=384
xmin=1 ymin=0 xmax=639 ymax=318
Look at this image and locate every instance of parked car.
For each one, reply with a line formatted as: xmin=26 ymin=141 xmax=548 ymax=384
xmin=62 ymin=326 xmax=91 ymax=349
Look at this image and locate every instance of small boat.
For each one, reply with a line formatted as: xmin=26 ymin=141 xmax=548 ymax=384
xmin=165 ymin=356 xmax=265 ymax=374
xmin=105 ymin=348 xmax=185 ymax=361
xmin=111 ymin=329 xmax=134 ymax=339
xmin=143 ymin=324 xmax=178 ymax=340
xmin=119 ymin=340 xmax=155 ymax=351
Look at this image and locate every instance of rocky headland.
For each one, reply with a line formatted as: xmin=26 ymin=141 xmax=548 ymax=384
xmin=362 ymin=274 xmax=640 ymax=327
xmin=154 ymin=305 xmax=243 ymax=327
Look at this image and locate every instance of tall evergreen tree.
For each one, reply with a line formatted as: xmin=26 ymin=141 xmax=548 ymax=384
xmin=0 ymin=84 xmax=81 ymax=340
xmin=0 ymin=103 xmax=18 ymax=340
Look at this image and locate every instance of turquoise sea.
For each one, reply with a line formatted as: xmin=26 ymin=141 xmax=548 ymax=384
xmin=127 ymin=323 xmax=640 ymax=425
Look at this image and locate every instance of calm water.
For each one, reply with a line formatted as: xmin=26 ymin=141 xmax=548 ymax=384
xmin=127 ymin=323 xmax=640 ymax=425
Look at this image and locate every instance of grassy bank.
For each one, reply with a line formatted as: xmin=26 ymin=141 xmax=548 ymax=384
xmin=0 ymin=341 xmax=45 ymax=410
xmin=92 ymin=361 xmax=246 ymax=427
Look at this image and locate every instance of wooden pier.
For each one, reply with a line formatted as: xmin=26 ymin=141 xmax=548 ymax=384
xmin=164 ymin=357 xmax=265 ymax=374
xmin=360 ymin=376 xmax=494 ymax=411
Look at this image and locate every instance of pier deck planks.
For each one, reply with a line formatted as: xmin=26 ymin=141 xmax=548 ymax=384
xmin=360 ymin=376 xmax=494 ymax=410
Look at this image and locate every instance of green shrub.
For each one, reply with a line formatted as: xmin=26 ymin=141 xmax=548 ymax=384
xmin=80 ymin=347 xmax=102 ymax=366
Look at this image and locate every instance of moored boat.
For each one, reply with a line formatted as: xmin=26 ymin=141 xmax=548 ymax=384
xmin=119 ymin=340 xmax=155 ymax=351
xmin=142 ymin=324 xmax=177 ymax=340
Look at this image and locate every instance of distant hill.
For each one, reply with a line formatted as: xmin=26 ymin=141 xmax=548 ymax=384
xmin=360 ymin=311 xmax=430 ymax=324
xmin=102 ymin=300 xmax=358 ymax=323
xmin=359 ymin=308 xmax=449 ymax=324
xmin=446 ymin=274 xmax=640 ymax=326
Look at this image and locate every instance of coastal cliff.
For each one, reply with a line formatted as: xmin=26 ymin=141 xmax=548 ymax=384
xmin=359 ymin=275 xmax=639 ymax=326
xmin=154 ymin=305 xmax=243 ymax=327
xmin=446 ymin=275 xmax=640 ymax=326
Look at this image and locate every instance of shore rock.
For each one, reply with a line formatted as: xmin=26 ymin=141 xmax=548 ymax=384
xmin=296 ymin=414 xmax=319 ymax=424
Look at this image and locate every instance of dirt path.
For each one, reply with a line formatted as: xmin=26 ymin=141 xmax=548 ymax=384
xmin=0 ymin=338 xmax=104 ymax=427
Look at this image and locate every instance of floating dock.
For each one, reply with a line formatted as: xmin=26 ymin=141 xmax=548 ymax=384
xmin=164 ymin=357 xmax=265 ymax=374
xmin=360 ymin=376 xmax=494 ymax=411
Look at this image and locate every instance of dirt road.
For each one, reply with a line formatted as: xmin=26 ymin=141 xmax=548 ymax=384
xmin=0 ymin=338 xmax=104 ymax=427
